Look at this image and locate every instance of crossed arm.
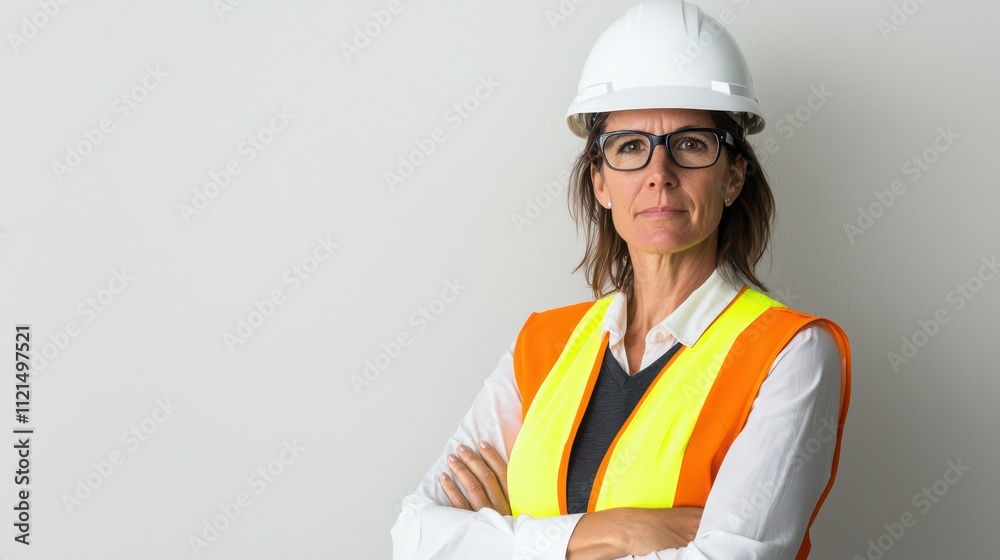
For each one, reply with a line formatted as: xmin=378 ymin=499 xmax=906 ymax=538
xmin=391 ymin=324 xmax=842 ymax=559
xmin=437 ymin=438 xmax=703 ymax=559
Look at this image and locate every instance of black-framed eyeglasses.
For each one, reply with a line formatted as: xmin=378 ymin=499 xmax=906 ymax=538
xmin=597 ymin=128 xmax=738 ymax=171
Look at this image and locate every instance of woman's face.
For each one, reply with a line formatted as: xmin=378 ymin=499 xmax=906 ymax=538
xmin=592 ymin=108 xmax=746 ymax=263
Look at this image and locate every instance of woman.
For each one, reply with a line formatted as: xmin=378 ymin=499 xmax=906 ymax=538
xmin=391 ymin=1 xmax=851 ymax=559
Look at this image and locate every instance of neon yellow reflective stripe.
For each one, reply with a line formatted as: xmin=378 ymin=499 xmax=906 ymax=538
xmin=740 ymin=286 xmax=786 ymax=310
xmin=508 ymin=294 xmax=615 ymax=517
xmin=594 ymin=291 xmax=774 ymax=510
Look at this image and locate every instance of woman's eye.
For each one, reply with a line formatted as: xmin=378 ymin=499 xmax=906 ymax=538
xmin=676 ymin=137 xmax=708 ymax=151
xmin=619 ymin=141 xmax=641 ymax=154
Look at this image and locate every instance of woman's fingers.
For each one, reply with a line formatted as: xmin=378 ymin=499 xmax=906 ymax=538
xmin=456 ymin=443 xmax=511 ymax=515
xmin=440 ymin=443 xmax=511 ymax=515
xmin=444 ymin=450 xmax=489 ymax=510
xmin=476 ymin=441 xmax=509 ymax=503
xmin=438 ymin=472 xmax=472 ymax=510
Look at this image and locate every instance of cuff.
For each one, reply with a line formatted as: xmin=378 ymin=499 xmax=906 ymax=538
xmin=513 ymin=513 xmax=587 ymax=560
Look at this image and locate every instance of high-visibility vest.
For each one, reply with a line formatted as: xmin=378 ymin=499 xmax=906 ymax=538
xmin=506 ymin=285 xmax=851 ymax=560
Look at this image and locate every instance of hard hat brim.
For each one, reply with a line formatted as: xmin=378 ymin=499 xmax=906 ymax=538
xmin=566 ymin=85 xmax=765 ymax=138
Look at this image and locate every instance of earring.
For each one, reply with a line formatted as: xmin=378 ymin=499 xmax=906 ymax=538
xmin=606 ymin=201 xmax=612 ymax=209
xmin=725 ymin=198 xmax=731 ymax=207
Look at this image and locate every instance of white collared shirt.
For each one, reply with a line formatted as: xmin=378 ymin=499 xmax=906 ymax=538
xmin=391 ymin=268 xmax=845 ymax=560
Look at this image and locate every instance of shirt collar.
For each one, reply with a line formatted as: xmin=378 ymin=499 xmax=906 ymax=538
xmin=604 ymin=267 xmax=742 ymax=348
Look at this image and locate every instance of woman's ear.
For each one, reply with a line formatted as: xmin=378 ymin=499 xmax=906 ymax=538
xmin=591 ymin=162 xmax=608 ymax=207
xmin=727 ymin=153 xmax=747 ymax=200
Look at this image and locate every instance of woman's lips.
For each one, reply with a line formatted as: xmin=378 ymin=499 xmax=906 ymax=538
xmin=639 ymin=206 xmax=686 ymax=217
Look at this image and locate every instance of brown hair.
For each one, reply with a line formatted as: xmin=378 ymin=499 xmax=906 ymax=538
xmin=567 ymin=111 xmax=775 ymax=300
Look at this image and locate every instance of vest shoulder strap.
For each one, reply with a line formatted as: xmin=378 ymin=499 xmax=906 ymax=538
xmin=513 ymin=300 xmax=595 ymax=418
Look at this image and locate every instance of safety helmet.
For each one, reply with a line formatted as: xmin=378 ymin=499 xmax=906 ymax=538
xmin=566 ymin=0 xmax=765 ymax=138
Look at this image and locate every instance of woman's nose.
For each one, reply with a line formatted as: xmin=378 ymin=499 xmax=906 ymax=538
xmin=645 ymin=144 xmax=679 ymax=188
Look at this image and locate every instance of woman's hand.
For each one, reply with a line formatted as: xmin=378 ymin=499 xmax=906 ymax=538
xmin=438 ymin=440 xmax=510 ymax=515
xmin=614 ymin=506 xmax=703 ymax=554
xmin=567 ymin=506 xmax=704 ymax=560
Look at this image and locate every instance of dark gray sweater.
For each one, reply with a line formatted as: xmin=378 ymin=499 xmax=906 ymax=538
xmin=565 ymin=340 xmax=683 ymax=514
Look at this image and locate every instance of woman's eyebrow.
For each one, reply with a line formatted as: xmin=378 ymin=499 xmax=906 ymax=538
xmin=609 ymin=124 xmax=705 ymax=133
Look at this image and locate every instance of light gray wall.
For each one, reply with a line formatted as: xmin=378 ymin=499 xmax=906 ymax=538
xmin=1 ymin=0 xmax=995 ymax=558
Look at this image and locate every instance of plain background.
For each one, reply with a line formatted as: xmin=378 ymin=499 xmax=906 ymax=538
xmin=1 ymin=0 xmax=996 ymax=558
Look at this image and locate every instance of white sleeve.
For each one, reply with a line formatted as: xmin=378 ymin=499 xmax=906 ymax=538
xmin=391 ymin=339 xmax=587 ymax=560
xmin=622 ymin=323 xmax=845 ymax=560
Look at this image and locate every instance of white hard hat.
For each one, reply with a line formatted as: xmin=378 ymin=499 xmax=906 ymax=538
xmin=566 ymin=0 xmax=765 ymax=138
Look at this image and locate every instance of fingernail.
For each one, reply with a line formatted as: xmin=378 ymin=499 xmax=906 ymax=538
xmin=439 ymin=472 xmax=448 ymax=480
xmin=456 ymin=444 xmax=468 ymax=453
xmin=479 ymin=441 xmax=489 ymax=450
xmin=447 ymin=454 xmax=458 ymax=463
